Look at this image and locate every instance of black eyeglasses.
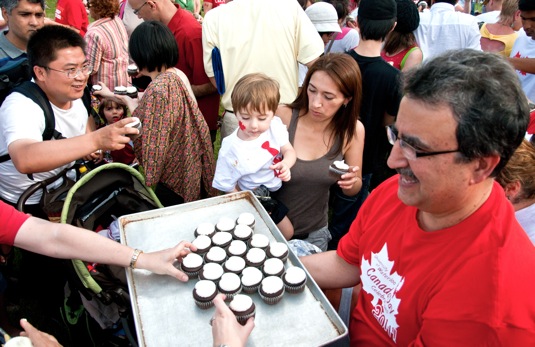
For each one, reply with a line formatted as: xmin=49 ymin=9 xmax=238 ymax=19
xmin=133 ymin=1 xmax=148 ymax=15
xmin=386 ymin=125 xmax=460 ymax=160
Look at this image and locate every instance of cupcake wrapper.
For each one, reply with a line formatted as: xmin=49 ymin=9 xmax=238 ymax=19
xmin=183 ymin=270 xmax=199 ymax=279
xmin=194 ymin=299 xmax=214 ymax=310
xmin=220 ymin=287 xmax=242 ymax=301
xmin=235 ymin=309 xmax=256 ymax=325
xmin=284 ymin=282 xmax=306 ymax=294
xmin=241 ymin=284 xmax=260 ymax=294
xmin=259 ymin=289 xmax=285 ymax=305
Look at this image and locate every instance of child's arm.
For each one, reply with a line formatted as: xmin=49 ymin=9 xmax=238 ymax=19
xmin=270 ymin=143 xmax=297 ymax=182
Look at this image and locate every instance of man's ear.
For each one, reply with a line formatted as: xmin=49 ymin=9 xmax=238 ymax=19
xmin=504 ymin=181 xmax=522 ymax=200
xmin=470 ymin=154 xmax=501 ymax=184
xmin=33 ymin=66 xmax=46 ymax=82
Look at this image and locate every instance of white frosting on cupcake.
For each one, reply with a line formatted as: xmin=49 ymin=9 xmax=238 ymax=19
xmin=332 ymin=160 xmax=349 ymax=170
xmin=127 ymin=64 xmax=138 ymax=72
xmin=241 ymin=267 xmax=263 ymax=286
xmin=261 ymin=276 xmax=284 ymax=294
xmin=182 ymin=253 xmax=203 ymax=268
xmin=246 ymin=248 xmax=266 ymax=264
xmin=194 ymin=280 xmax=216 ymax=298
xmin=250 ymin=234 xmax=269 ymax=248
xmin=219 ymin=272 xmax=241 ymax=291
xmin=202 ymin=263 xmax=224 ymax=280
xmin=233 ymin=224 xmax=252 ymax=239
xmin=114 ymin=86 xmax=127 ymax=93
xmin=126 ymin=86 xmax=137 ymax=94
xmin=212 ymin=231 xmax=232 ymax=245
xmin=284 ymin=266 xmax=306 ymax=285
xmin=206 ymin=246 xmax=227 ymax=262
xmin=228 ymin=240 xmax=247 ymax=256
xmin=192 ymin=235 xmax=211 ymax=250
xmin=225 ymin=256 xmax=246 ymax=272
xmin=229 ymin=294 xmax=253 ymax=312
xmin=216 ymin=217 xmax=235 ymax=232
xmin=91 ymin=85 xmax=102 ymax=91
xmin=269 ymin=242 xmax=288 ymax=257
xmin=196 ymin=222 xmax=215 ymax=235
xmin=237 ymin=212 xmax=255 ymax=226
xmin=263 ymin=258 xmax=284 ymax=275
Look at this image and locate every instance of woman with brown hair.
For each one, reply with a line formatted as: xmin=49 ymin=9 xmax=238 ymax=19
xmin=86 ymin=0 xmax=130 ymax=89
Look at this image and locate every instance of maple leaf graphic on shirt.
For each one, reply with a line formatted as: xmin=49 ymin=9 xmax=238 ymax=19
xmin=361 ymin=243 xmax=405 ymax=343
xmin=514 ymin=51 xmax=528 ymax=76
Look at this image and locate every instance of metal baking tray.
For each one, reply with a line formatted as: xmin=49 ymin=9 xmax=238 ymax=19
xmin=119 ymin=191 xmax=347 ymax=346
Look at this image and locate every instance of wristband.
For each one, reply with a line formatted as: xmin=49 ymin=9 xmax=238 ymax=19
xmin=130 ymin=249 xmax=143 ymax=269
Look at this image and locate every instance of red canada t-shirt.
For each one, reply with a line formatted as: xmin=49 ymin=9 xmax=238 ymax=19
xmin=0 ymin=201 xmax=30 ymax=246
xmin=338 ymin=176 xmax=535 ymax=346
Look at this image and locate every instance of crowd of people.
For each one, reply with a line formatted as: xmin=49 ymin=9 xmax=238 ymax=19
xmin=0 ymin=0 xmax=534 ymax=345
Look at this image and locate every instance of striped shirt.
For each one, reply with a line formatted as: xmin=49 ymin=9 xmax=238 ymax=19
xmin=85 ymin=16 xmax=129 ymax=89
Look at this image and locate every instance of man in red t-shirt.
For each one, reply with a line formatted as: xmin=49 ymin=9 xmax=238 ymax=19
xmin=54 ymin=0 xmax=88 ymax=36
xmin=300 ymin=49 xmax=535 ymax=345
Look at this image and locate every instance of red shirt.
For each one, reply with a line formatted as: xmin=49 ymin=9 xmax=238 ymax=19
xmin=0 ymin=201 xmax=29 ymax=245
xmin=167 ymin=6 xmax=220 ymax=131
xmin=338 ymin=176 xmax=535 ymax=346
xmin=55 ymin=0 xmax=89 ymax=36
xmin=204 ymin=0 xmax=226 ymax=9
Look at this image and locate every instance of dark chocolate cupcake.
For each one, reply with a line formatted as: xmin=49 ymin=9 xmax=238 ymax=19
xmin=192 ymin=234 xmax=212 ymax=255
xmin=282 ymin=266 xmax=307 ymax=294
xmin=195 ymin=222 xmax=216 ymax=238
xmin=245 ymin=247 xmax=266 ymax=268
xmin=217 ymin=272 xmax=242 ymax=301
xmin=215 ymin=217 xmax=235 ymax=233
xmin=241 ymin=266 xmax=263 ymax=294
xmin=204 ymin=246 xmax=227 ymax=265
xmin=223 ymin=256 xmax=246 ymax=275
xmin=199 ymin=262 xmax=224 ymax=284
xmin=262 ymin=257 xmax=285 ymax=278
xmin=329 ymin=160 xmax=349 ymax=180
xmin=227 ymin=240 xmax=247 ymax=258
xmin=232 ymin=224 xmax=253 ymax=242
xmin=258 ymin=276 xmax=285 ymax=305
xmin=266 ymin=242 xmax=289 ymax=262
xmin=193 ymin=280 xmax=217 ymax=309
xmin=229 ymin=294 xmax=256 ymax=325
xmin=180 ymin=253 xmax=203 ymax=278
xmin=212 ymin=231 xmax=233 ymax=249
xmin=248 ymin=234 xmax=270 ymax=250
xmin=236 ymin=212 xmax=255 ymax=230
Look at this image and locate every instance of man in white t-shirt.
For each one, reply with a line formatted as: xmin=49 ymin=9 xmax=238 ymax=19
xmin=476 ymin=0 xmax=502 ymax=23
xmin=0 ymin=25 xmax=137 ymax=214
xmin=414 ymin=0 xmax=481 ymax=62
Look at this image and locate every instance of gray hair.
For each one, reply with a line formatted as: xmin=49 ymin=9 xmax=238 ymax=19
xmin=403 ymin=49 xmax=530 ymax=176
xmin=1 ymin=0 xmax=45 ymax=14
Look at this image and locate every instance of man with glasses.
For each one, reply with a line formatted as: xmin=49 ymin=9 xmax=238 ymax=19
xmin=0 ymin=25 xmax=136 ymax=214
xmin=300 ymin=50 xmax=535 ymax=345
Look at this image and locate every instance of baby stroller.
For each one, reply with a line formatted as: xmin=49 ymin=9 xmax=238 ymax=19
xmin=59 ymin=163 xmax=163 ymax=346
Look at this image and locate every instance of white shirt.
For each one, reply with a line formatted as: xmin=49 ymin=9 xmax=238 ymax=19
xmin=516 ymin=202 xmax=535 ymax=246
xmin=476 ymin=10 xmax=500 ymax=24
xmin=414 ymin=2 xmax=482 ymax=62
xmin=510 ymin=33 xmax=535 ymax=102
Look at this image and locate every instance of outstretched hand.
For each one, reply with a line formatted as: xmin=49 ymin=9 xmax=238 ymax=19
xmin=211 ymin=294 xmax=254 ymax=347
xmin=135 ymin=241 xmax=197 ymax=282
xmin=20 ymin=318 xmax=62 ymax=347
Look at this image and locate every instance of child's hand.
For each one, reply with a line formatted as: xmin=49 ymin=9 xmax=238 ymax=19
xmin=270 ymin=162 xmax=291 ymax=182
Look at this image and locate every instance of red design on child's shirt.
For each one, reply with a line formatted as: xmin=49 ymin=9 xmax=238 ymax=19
xmin=239 ymin=121 xmax=246 ymax=130
xmin=261 ymin=141 xmax=281 ymax=176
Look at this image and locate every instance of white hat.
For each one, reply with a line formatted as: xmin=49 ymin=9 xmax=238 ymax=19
xmin=305 ymin=2 xmax=342 ymax=34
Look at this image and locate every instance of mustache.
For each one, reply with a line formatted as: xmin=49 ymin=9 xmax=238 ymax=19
xmin=396 ymin=168 xmax=417 ymax=180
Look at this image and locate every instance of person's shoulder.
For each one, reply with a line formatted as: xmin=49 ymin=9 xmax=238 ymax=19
xmin=275 ymin=105 xmax=293 ymax=127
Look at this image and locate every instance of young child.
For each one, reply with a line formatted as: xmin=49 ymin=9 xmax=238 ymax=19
xmin=97 ymin=99 xmax=136 ymax=165
xmin=213 ymin=73 xmax=296 ymax=240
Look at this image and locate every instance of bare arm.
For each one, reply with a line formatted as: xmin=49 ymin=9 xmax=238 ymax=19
xmin=339 ymin=120 xmax=365 ymax=196
xmin=508 ymin=57 xmax=535 ymax=74
xmin=401 ymin=48 xmax=423 ymax=71
xmin=14 ymin=216 xmax=195 ymax=281
xmin=8 ymin=118 xmax=138 ymax=174
xmin=301 ymin=250 xmax=361 ymax=289
xmin=191 ymin=82 xmax=218 ymax=98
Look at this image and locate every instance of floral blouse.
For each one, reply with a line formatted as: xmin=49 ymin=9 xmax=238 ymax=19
xmin=133 ymin=71 xmax=217 ymax=202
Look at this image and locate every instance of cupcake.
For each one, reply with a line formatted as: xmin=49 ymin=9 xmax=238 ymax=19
xmin=193 ymin=280 xmax=217 ymax=309
xmin=236 ymin=212 xmax=255 ymax=230
xmin=91 ymin=84 xmax=102 ymax=93
xmin=241 ymin=266 xmax=263 ymax=294
xmin=223 ymin=256 xmax=246 ymax=275
xmin=245 ymin=247 xmax=266 ymax=268
xmin=204 ymin=246 xmax=227 ymax=265
xmin=232 ymin=224 xmax=253 ymax=242
xmin=216 ymin=217 xmax=235 ymax=233
xmin=195 ymin=222 xmax=216 ymax=238
xmin=227 ymin=240 xmax=247 ymax=258
xmin=127 ymin=64 xmax=139 ymax=77
xmin=283 ymin=266 xmax=307 ymax=294
xmin=329 ymin=160 xmax=349 ymax=180
xmin=199 ymin=262 xmax=224 ymax=283
xmin=229 ymin=294 xmax=256 ymax=325
xmin=217 ymin=272 xmax=242 ymax=301
xmin=114 ymin=85 xmax=127 ymax=95
xmin=262 ymin=258 xmax=285 ymax=278
xmin=266 ymin=242 xmax=289 ymax=262
xmin=212 ymin=231 xmax=232 ymax=249
xmin=248 ymin=234 xmax=270 ymax=250
xmin=192 ymin=234 xmax=212 ymax=255
xmin=180 ymin=253 xmax=204 ymax=278
xmin=124 ymin=117 xmax=142 ymax=140
xmin=126 ymin=86 xmax=138 ymax=98
xmin=258 ymin=276 xmax=285 ymax=305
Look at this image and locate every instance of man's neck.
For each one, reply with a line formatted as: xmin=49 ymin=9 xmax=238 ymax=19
xmin=160 ymin=3 xmax=179 ymax=26
xmin=417 ymin=179 xmax=494 ymax=231
xmin=5 ymin=31 xmax=28 ymax=52
xmin=354 ymin=39 xmax=383 ymax=57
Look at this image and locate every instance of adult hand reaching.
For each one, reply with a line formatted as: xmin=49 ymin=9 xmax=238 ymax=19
xmin=211 ymin=294 xmax=254 ymax=347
